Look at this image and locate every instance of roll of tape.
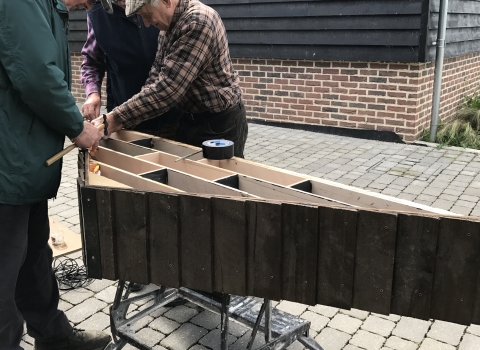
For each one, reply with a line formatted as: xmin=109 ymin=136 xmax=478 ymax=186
xmin=202 ymin=139 xmax=234 ymax=160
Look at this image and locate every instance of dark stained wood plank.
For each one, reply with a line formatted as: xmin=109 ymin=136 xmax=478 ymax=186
xmin=247 ymin=200 xmax=282 ymax=301
xmin=147 ymin=192 xmax=180 ymax=288
xmin=391 ymin=214 xmax=439 ymax=319
xmin=430 ymin=217 xmax=480 ymax=325
xmin=113 ymin=190 xmax=148 ymax=285
xmin=352 ymin=210 xmax=398 ymax=315
xmin=281 ymin=203 xmax=318 ymax=305
xmin=179 ymin=194 xmax=213 ymax=292
xmin=95 ymin=188 xmax=117 ymax=280
xmin=246 ymin=200 xmax=257 ymax=296
xmin=317 ymin=206 xmax=357 ymax=309
xmin=79 ymin=186 xmax=102 ymax=279
xmin=212 ymin=197 xmax=247 ymax=295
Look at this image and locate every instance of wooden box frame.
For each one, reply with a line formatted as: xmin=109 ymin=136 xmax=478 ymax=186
xmin=78 ymin=130 xmax=480 ymax=325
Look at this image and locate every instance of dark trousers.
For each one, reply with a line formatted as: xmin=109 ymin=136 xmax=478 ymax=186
xmin=175 ymin=101 xmax=249 ymax=158
xmin=0 ymin=201 xmax=72 ymax=350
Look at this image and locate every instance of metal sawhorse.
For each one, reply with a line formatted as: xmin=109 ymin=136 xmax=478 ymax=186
xmin=106 ymin=281 xmax=324 ymax=350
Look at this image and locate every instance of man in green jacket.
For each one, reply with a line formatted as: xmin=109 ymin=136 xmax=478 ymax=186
xmin=0 ymin=0 xmax=111 ymax=349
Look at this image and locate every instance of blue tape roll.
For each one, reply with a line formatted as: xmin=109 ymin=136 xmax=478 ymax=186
xmin=202 ymin=139 xmax=234 ymax=160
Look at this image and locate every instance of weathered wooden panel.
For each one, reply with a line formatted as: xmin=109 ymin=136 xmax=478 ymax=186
xmin=147 ymin=192 xmax=180 ymax=288
xmin=96 ymin=188 xmax=117 ymax=280
xmin=430 ymin=217 xmax=480 ymax=325
xmin=80 ymin=186 xmax=102 ymax=279
xmin=316 ymin=206 xmax=357 ymax=309
xmin=179 ymin=195 xmax=213 ymax=292
xmin=113 ymin=190 xmax=148 ymax=284
xmin=281 ymin=203 xmax=318 ymax=305
xmin=391 ymin=214 xmax=439 ymax=319
xmin=247 ymin=201 xmax=282 ymax=300
xmin=352 ymin=210 xmax=398 ymax=315
xmin=212 ymin=197 xmax=247 ymax=295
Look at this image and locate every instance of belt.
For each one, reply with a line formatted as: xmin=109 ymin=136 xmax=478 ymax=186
xmin=189 ymin=101 xmax=243 ymax=121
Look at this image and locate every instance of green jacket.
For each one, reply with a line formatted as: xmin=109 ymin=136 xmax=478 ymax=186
xmin=0 ymin=0 xmax=84 ymax=205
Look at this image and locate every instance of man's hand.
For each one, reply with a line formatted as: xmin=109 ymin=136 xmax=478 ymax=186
xmin=82 ymin=93 xmax=101 ymax=121
xmin=72 ymin=121 xmax=103 ymax=150
xmin=92 ymin=113 xmax=123 ymax=139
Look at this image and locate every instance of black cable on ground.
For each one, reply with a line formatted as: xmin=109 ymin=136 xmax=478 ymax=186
xmin=52 ymin=257 xmax=93 ymax=290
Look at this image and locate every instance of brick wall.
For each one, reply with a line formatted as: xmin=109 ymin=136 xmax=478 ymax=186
xmin=70 ymin=51 xmax=480 ymax=142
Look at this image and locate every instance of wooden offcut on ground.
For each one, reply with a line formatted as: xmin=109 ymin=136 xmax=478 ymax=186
xmin=78 ymin=130 xmax=480 ymax=326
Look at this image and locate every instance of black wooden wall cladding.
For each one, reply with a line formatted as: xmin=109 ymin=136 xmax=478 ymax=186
xmin=68 ymin=0 xmax=480 ymax=63
xmin=80 ymin=183 xmax=480 ymax=326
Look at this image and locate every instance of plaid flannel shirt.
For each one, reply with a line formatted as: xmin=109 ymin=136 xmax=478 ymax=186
xmin=111 ymin=0 xmax=242 ymax=129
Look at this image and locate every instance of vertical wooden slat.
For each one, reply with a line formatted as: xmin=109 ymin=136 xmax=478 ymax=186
xmin=317 ymin=206 xmax=357 ymax=309
xmin=147 ymin=192 xmax=180 ymax=288
xmin=391 ymin=214 xmax=439 ymax=319
xmin=246 ymin=200 xmax=257 ymax=296
xmin=352 ymin=210 xmax=397 ymax=315
xmin=179 ymin=194 xmax=212 ymax=292
xmin=96 ymin=188 xmax=117 ymax=280
xmin=212 ymin=197 xmax=247 ymax=295
xmin=77 ymin=180 xmax=87 ymax=265
xmin=247 ymin=200 xmax=282 ymax=301
xmin=281 ymin=203 xmax=318 ymax=305
xmin=113 ymin=190 xmax=148 ymax=285
xmin=80 ymin=186 xmax=102 ymax=279
xmin=430 ymin=217 xmax=480 ymax=325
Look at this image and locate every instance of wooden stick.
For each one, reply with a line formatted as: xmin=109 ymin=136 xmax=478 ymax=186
xmin=45 ymin=124 xmax=105 ymax=167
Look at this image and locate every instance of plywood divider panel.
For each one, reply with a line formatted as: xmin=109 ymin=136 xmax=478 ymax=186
xmin=110 ymin=130 xmax=152 ymax=142
xmin=95 ymin=188 xmax=117 ymax=280
xmin=247 ymin=200 xmax=282 ymax=301
xmin=179 ymin=195 xmax=213 ymax=292
xmin=316 ymin=206 xmax=357 ymax=309
xmin=152 ymin=138 xmax=202 ymax=159
xmin=167 ymin=169 xmax=252 ymax=197
xmin=390 ymin=214 xmax=439 ymax=320
xmin=238 ymin=175 xmax=346 ymax=206
xmin=200 ymin=158 xmax=306 ymax=186
xmin=147 ymin=192 xmax=180 ymax=288
xmin=100 ymin=139 xmax=156 ymax=157
xmin=137 ymin=152 xmax=234 ymax=180
xmin=212 ymin=197 xmax=247 ymax=295
xmin=80 ymin=186 xmax=103 ymax=279
xmin=95 ymin=147 xmax=162 ymax=175
xmin=352 ymin=210 xmax=398 ymax=315
xmin=113 ymin=190 xmax=149 ymax=285
xmin=430 ymin=217 xmax=480 ymax=325
xmin=281 ymin=203 xmax=318 ymax=305
xmin=88 ymin=173 xmax=131 ymax=189
xmin=96 ymin=163 xmax=181 ymax=193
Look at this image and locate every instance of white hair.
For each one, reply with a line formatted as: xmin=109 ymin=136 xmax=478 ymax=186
xmin=150 ymin=0 xmax=159 ymax=6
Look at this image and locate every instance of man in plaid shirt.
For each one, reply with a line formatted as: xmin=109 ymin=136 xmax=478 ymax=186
xmin=94 ymin=0 xmax=248 ymax=157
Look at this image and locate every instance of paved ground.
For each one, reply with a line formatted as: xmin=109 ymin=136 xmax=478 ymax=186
xmin=21 ymin=122 xmax=480 ymax=350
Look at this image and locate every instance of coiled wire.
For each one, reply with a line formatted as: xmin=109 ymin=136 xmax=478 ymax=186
xmin=52 ymin=257 xmax=93 ymax=290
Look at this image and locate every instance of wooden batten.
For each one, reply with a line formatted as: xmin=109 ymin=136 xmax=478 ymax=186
xmin=237 ymin=175 xmax=347 ymax=206
xmin=100 ymin=139 xmax=156 ymax=157
xmin=200 ymin=158 xmax=306 ymax=186
xmin=308 ymin=178 xmax=455 ymax=215
xmin=152 ymin=138 xmax=203 ymax=159
xmin=110 ymin=130 xmax=152 ymax=143
xmin=95 ymin=147 xmax=162 ymax=175
xmin=137 ymin=152 xmax=235 ymax=181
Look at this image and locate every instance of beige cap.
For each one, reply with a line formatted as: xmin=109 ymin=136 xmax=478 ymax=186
xmin=125 ymin=0 xmax=149 ymax=16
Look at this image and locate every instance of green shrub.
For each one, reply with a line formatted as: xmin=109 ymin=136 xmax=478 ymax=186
xmin=423 ymin=86 xmax=480 ymax=148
